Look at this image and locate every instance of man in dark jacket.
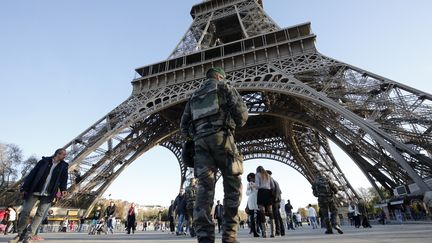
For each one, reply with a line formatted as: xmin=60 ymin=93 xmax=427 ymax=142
xmin=213 ymin=200 xmax=223 ymax=234
xmin=105 ymin=201 xmax=116 ymax=234
xmin=285 ymin=200 xmax=294 ymax=230
xmin=10 ymin=148 xmax=68 ymax=243
xmin=173 ymin=189 xmax=187 ymax=236
xmin=168 ymin=200 xmax=175 ymax=234
xmin=358 ymin=198 xmax=372 ymax=228
xmin=267 ymin=170 xmax=285 ymax=236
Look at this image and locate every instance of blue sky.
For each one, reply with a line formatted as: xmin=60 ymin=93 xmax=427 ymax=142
xmin=1 ymin=0 xmax=431 ymax=211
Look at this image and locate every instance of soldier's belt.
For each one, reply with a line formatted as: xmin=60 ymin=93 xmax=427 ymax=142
xmin=195 ymin=122 xmax=224 ymax=131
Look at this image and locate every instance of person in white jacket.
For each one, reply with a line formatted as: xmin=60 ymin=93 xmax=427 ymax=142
xmin=246 ymin=173 xmax=260 ymax=237
xmin=307 ymin=204 xmax=318 ymax=229
xmin=348 ymin=202 xmax=355 ymax=226
xmin=352 ymin=200 xmax=361 ymax=228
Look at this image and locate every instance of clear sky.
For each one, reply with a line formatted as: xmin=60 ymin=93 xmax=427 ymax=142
xmin=1 ymin=0 xmax=431 ymax=211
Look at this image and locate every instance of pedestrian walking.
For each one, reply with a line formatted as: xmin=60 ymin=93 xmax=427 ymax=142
xmin=126 ymin=203 xmax=137 ymax=234
xmin=78 ymin=216 xmax=85 ymax=232
xmin=213 ymin=201 xmax=223 ymax=234
xmin=358 ymin=198 xmax=372 ymax=228
xmin=285 ymin=200 xmax=295 ymax=230
xmin=173 ymin=189 xmax=187 ymax=236
xmin=105 ymin=201 xmax=116 ymax=234
xmin=4 ymin=206 xmax=17 ymax=235
xmin=185 ymin=178 xmax=197 ymax=237
xmin=168 ymin=200 xmax=175 ymax=234
xmin=61 ymin=217 xmax=68 ymax=232
xmin=348 ymin=202 xmax=355 ymax=226
xmin=9 ymin=148 xmax=68 ymax=243
xmin=255 ymin=166 xmax=275 ymax=238
xmin=307 ymin=204 xmax=318 ymax=229
xmin=267 ymin=170 xmax=284 ymax=236
xmin=246 ymin=173 xmax=259 ymax=237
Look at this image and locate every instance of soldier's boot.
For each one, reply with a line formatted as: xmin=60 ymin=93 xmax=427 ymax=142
xmin=8 ymin=228 xmax=28 ymax=243
xmin=198 ymin=239 xmax=213 ymax=243
xmin=22 ymin=238 xmax=32 ymax=243
xmin=260 ymin=222 xmax=267 ymax=238
xmin=324 ymin=220 xmax=333 ymax=234
xmin=22 ymin=233 xmax=33 ymax=243
xmin=190 ymin=227 xmax=196 ymax=237
xmin=8 ymin=235 xmax=23 ymax=243
xmin=334 ymin=224 xmax=343 ymax=234
xmin=9 ymin=228 xmax=27 ymax=243
xmin=269 ymin=220 xmax=275 ymax=238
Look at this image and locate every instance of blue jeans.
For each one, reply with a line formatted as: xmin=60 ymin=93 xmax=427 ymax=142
xmin=309 ymin=216 xmax=318 ymax=229
xmin=177 ymin=214 xmax=185 ymax=233
xmin=107 ymin=217 xmax=115 ymax=233
xmin=16 ymin=195 xmax=52 ymax=235
xmin=185 ymin=217 xmax=190 ymax=233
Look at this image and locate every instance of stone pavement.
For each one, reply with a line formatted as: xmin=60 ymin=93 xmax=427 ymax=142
xmin=1 ymin=224 xmax=431 ymax=243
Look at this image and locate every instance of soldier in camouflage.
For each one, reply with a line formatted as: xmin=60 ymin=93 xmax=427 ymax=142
xmin=312 ymin=174 xmax=343 ymax=234
xmin=185 ymin=178 xmax=197 ymax=237
xmin=180 ymin=67 xmax=248 ymax=243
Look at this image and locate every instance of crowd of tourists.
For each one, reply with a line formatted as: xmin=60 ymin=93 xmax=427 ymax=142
xmin=3 ymin=67 xmax=423 ymax=243
xmin=86 ymin=202 xmax=139 ymax=235
xmin=243 ymin=166 xmax=341 ymax=238
xmin=165 ymin=165 xmax=346 ymax=240
xmin=347 ymin=199 xmax=373 ymax=228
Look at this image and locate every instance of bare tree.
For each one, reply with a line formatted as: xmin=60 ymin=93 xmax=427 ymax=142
xmin=0 ymin=143 xmax=23 ymax=188
xmin=357 ymin=187 xmax=375 ymax=203
xmin=21 ymin=155 xmax=39 ymax=177
xmin=0 ymin=143 xmax=8 ymax=187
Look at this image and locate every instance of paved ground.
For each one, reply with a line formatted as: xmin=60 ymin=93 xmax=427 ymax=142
xmin=1 ymin=224 xmax=431 ymax=242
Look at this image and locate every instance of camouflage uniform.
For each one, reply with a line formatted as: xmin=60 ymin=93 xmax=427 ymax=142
xmin=312 ymin=175 xmax=343 ymax=234
xmin=185 ymin=180 xmax=197 ymax=237
xmin=180 ymin=68 xmax=248 ymax=243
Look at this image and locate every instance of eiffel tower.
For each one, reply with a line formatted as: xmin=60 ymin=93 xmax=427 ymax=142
xmin=2 ymin=0 xmax=432 ymax=213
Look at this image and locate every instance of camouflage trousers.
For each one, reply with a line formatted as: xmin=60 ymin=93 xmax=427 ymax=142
xmin=193 ymin=131 xmax=243 ymax=243
xmin=186 ymin=205 xmax=196 ymax=236
xmin=318 ymin=197 xmax=339 ymax=227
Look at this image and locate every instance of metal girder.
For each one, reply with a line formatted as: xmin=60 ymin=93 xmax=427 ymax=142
xmin=2 ymin=0 xmax=431 ymax=211
xmin=169 ymin=0 xmax=279 ymax=58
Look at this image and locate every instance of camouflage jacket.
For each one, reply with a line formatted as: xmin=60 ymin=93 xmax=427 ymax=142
xmin=180 ymin=78 xmax=248 ymax=139
xmin=312 ymin=176 xmax=338 ymax=198
xmin=185 ymin=184 xmax=197 ymax=208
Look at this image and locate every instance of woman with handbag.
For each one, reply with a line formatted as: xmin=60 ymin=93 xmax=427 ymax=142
xmin=255 ymin=166 xmax=275 ymax=238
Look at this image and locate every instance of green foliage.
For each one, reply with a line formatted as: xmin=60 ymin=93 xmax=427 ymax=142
xmin=297 ymin=207 xmax=308 ymax=218
xmin=357 ymin=187 xmax=391 ymax=214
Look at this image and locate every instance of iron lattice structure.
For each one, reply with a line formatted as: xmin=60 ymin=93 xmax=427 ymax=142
xmin=2 ymin=0 xmax=432 ymax=212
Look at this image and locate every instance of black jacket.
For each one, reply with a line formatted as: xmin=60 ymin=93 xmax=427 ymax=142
xmin=214 ymin=204 xmax=223 ymax=219
xmin=173 ymin=194 xmax=187 ymax=215
xmin=105 ymin=205 xmax=116 ymax=217
xmin=21 ymin=156 xmax=68 ymax=200
xmin=168 ymin=204 xmax=174 ymax=217
xmin=285 ymin=203 xmax=293 ymax=214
